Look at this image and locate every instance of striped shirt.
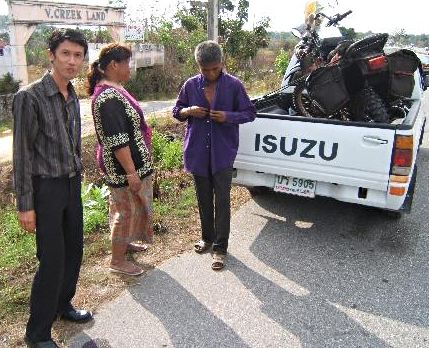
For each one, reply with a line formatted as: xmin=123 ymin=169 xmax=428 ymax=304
xmin=12 ymin=72 xmax=82 ymax=211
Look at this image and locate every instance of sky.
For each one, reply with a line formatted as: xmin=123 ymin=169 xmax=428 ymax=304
xmin=0 ymin=0 xmax=428 ymax=35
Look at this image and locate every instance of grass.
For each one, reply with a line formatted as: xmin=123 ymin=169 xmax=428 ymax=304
xmin=0 ymin=121 xmax=192 ymax=327
xmin=0 ymin=170 xmax=198 ymax=332
xmin=0 ymin=119 xmax=13 ymax=133
xmin=0 ymin=207 xmax=36 ymax=321
xmin=0 ymin=208 xmax=36 ymax=273
xmin=154 ymin=184 xmax=197 ymax=219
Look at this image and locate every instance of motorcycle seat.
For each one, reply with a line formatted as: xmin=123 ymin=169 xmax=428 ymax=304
xmin=343 ymin=33 xmax=389 ymax=61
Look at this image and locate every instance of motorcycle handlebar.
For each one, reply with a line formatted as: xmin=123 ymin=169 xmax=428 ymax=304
xmin=326 ymin=10 xmax=352 ymax=27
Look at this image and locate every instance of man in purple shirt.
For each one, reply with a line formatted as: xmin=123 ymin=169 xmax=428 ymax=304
xmin=173 ymin=40 xmax=256 ymax=270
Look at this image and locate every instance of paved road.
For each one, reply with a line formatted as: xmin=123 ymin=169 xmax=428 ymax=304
xmin=0 ymin=99 xmax=175 ymax=163
xmin=69 ymin=98 xmax=429 ymax=347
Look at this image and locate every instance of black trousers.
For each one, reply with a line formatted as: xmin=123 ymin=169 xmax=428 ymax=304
xmin=26 ymin=174 xmax=83 ymax=342
xmin=193 ymin=168 xmax=233 ymax=254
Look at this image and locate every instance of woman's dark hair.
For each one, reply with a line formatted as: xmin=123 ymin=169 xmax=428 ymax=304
xmin=48 ymin=29 xmax=88 ymax=56
xmin=86 ymin=43 xmax=132 ymax=96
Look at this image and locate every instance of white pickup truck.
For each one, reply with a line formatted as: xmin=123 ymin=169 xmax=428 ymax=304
xmin=232 ymin=71 xmax=428 ymax=214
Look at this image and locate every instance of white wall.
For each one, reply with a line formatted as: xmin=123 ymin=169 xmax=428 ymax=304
xmin=0 ymin=46 xmax=13 ymax=77
xmin=88 ymin=42 xmax=164 ymax=69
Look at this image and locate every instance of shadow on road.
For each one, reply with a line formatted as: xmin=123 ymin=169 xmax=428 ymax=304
xmin=226 ymin=149 xmax=429 ymax=346
xmin=130 ymin=270 xmax=249 ymax=348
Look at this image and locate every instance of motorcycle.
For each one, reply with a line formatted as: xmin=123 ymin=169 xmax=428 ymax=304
xmin=254 ymin=9 xmax=355 ymax=116
xmin=255 ymin=4 xmax=421 ymax=123
xmin=293 ymin=28 xmax=392 ymax=123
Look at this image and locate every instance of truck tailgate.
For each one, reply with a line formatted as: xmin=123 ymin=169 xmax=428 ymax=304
xmin=235 ymin=117 xmax=396 ymax=191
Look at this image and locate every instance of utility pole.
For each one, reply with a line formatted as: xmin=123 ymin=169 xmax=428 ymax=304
xmin=207 ymin=0 xmax=218 ymax=42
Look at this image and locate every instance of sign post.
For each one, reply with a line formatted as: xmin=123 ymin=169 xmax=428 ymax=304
xmin=207 ymin=0 xmax=218 ymax=42
xmin=6 ymin=0 xmax=125 ymax=85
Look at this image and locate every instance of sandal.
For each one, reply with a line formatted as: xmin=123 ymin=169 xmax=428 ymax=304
xmin=194 ymin=240 xmax=212 ymax=254
xmin=211 ymin=252 xmax=226 ymax=271
xmin=109 ymin=261 xmax=144 ymax=276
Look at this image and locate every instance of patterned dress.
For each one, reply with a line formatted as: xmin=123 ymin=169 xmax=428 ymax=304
xmin=92 ymin=84 xmax=154 ymax=244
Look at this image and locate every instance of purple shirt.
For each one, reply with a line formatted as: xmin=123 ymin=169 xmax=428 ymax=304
xmin=173 ymin=72 xmax=256 ymax=177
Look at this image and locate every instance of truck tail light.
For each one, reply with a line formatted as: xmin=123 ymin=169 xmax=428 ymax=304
xmin=368 ymin=55 xmax=388 ymax=71
xmin=389 ymin=175 xmax=409 ymax=183
xmin=389 ymin=186 xmax=406 ymax=196
xmin=391 ymin=135 xmax=413 ymax=175
xmin=390 ymin=135 xmax=413 ymax=195
xmin=393 ymin=149 xmax=413 ymax=167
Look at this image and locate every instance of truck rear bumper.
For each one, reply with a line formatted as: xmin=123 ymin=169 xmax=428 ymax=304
xmin=232 ymin=168 xmax=407 ymax=211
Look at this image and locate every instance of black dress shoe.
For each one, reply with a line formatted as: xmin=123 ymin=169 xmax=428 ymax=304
xmin=59 ymin=308 xmax=93 ymax=323
xmin=24 ymin=336 xmax=59 ymax=348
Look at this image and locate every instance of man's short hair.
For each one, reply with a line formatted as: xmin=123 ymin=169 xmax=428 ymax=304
xmin=48 ymin=29 xmax=88 ymax=56
xmin=194 ymin=40 xmax=223 ymax=66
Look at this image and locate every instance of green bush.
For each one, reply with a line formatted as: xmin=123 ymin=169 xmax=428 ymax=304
xmin=274 ymin=49 xmax=291 ymax=77
xmin=81 ymin=182 xmax=110 ymax=234
xmin=0 ymin=73 xmax=20 ymax=94
xmin=125 ymin=65 xmax=180 ymax=101
xmin=152 ymin=130 xmax=183 ymax=170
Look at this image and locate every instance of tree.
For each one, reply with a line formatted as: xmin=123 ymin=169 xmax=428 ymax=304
xmin=26 ymin=25 xmax=55 ymax=66
xmin=175 ymin=0 xmax=270 ymax=72
xmin=0 ymin=15 xmax=9 ymax=43
xmin=391 ymin=29 xmax=408 ymax=46
xmin=339 ymin=27 xmax=356 ymax=41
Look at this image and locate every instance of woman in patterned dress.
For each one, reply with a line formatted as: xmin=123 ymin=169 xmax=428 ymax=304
xmin=86 ymin=43 xmax=153 ymax=276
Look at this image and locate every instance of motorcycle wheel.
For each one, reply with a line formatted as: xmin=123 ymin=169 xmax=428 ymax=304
xmin=349 ymin=87 xmax=389 ymax=123
xmin=293 ymin=81 xmax=326 ymax=117
xmin=276 ymin=93 xmax=293 ymax=111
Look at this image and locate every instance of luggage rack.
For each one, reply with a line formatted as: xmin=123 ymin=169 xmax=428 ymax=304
xmin=252 ymin=85 xmax=290 ymax=111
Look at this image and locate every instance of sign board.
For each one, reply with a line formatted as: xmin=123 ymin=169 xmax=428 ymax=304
xmin=133 ymin=43 xmax=164 ymax=68
xmin=7 ymin=0 xmax=126 ymax=85
xmin=8 ymin=0 xmax=125 ymax=27
xmin=125 ymin=25 xmax=145 ymax=41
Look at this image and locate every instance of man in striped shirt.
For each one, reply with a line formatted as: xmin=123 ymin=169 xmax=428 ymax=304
xmin=13 ymin=29 xmax=92 ymax=348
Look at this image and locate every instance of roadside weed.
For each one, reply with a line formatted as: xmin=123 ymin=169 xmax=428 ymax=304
xmin=82 ymin=182 xmax=110 ymax=234
xmin=152 ymin=130 xmax=183 ymax=170
xmin=0 ymin=207 xmax=36 ymax=321
xmin=0 ymin=119 xmax=13 ymax=133
xmin=0 ymin=207 xmax=36 ymax=274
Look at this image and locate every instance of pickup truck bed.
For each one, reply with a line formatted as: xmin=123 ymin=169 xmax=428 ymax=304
xmin=233 ymin=97 xmax=426 ymax=212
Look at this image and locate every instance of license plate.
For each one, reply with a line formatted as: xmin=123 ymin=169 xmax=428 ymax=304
xmin=273 ymin=175 xmax=316 ymax=198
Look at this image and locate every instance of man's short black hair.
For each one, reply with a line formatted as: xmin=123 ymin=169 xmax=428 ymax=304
xmin=48 ymin=29 xmax=88 ymax=56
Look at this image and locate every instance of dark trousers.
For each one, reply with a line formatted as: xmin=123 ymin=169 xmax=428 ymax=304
xmin=26 ymin=175 xmax=83 ymax=342
xmin=193 ymin=168 xmax=233 ymax=254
